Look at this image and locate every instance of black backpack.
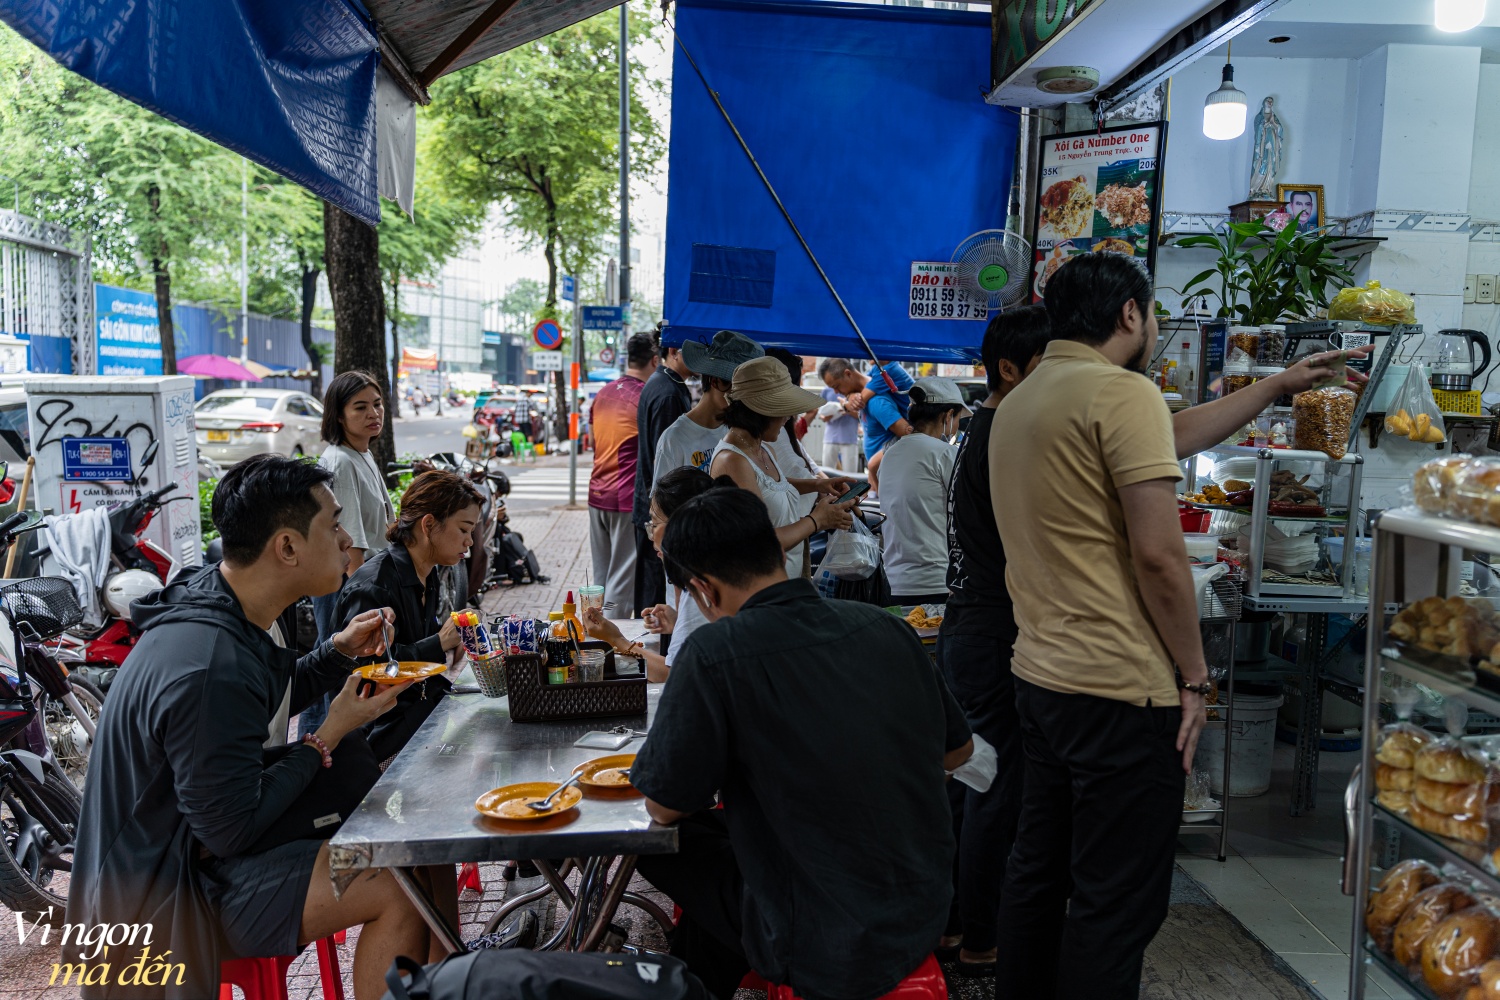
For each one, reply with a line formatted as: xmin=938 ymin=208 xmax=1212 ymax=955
xmin=383 ymin=950 xmax=711 ymax=1000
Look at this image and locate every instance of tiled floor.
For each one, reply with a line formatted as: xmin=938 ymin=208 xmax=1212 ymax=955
xmin=1176 ymin=743 xmax=1406 ymax=1000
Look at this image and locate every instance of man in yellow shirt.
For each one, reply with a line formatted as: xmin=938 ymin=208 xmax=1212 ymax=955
xmin=989 ymin=253 xmax=1207 ymax=999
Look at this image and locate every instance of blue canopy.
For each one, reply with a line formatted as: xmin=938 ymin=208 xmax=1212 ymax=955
xmin=662 ymin=0 xmax=1018 ymax=364
xmin=0 ymin=0 xmax=381 ymax=224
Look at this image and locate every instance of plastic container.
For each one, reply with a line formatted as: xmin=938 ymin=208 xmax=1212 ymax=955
xmin=1223 ymin=372 xmax=1256 ymax=396
xmin=1180 ymin=508 xmax=1211 ymax=532
xmin=1323 ymin=537 xmax=1373 ymax=595
xmin=1257 ymin=325 xmax=1287 ymax=366
xmin=1196 ymin=692 xmax=1286 ymax=796
xmin=1227 ymin=327 xmax=1261 ymax=363
xmin=1183 ymin=533 xmax=1220 ymax=563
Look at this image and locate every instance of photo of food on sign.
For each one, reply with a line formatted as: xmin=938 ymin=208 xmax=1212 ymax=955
xmin=1038 ymin=172 xmax=1095 ymax=240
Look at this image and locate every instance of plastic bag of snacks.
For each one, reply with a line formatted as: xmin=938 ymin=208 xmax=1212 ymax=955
xmin=1408 ymin=702 xmax=1490 ymax=847
xmin=1329 ymin=280 xmax=1417 ymax=325
xmin=1374 ymin=689 xmax=1430 ymax=815
xmin=1385 ymin=364 xmax=1447 ymax=445
xmin=1293 ymin=385 xmax=1356 ymax=459
xmin=1366 ymin=859 xmax=1441 ymax=955
xmin=1451 ymin=459 xmax=1500 ymax=526
xmin=1413 ymin=455 xmax=1473 ymax=515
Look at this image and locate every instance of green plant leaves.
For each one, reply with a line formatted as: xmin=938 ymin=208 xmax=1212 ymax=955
xmin=1175 ymin=218 xmax=1355 ymax=324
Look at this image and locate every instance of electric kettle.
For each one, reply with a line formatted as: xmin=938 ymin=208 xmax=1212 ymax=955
xmin=1431 ymin=329 xmax=1492 ymax=392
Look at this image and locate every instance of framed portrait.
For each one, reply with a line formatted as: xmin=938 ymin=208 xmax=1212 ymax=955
xmin=1275 ymin=184 xmax=1325 ymax=233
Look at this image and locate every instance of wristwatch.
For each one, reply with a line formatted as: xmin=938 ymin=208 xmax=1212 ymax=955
xmin=1178 ymin=678 xmax=1213 ymax=696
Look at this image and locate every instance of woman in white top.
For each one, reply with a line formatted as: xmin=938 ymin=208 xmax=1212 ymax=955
xmin=302 ymin=371 xmax=393 ymax=736
xmin=877 ymin=377 xmax=967 ymax=605
xmin=583 ymin=466 xmax=718 ymax=681
xmin=709 ymin=357 xmax=855 ymax=579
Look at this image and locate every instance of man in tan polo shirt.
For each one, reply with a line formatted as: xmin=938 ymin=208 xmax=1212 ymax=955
xmin=989 ymin=253 xmax=1207 ymax=1000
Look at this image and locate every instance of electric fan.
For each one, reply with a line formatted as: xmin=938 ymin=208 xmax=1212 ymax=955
xmin=950 ymin=229 xmax=1033 ymax=314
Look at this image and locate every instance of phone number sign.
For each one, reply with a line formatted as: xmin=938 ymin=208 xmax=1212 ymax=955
xmin=908 ymin=262 xmax=986 ymax=321
xmin=62 ymin=437 xmax=132 ymax=481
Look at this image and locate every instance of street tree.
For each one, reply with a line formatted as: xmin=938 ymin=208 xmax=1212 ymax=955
xmin=426 ymin=7 xmax=665 ymax=432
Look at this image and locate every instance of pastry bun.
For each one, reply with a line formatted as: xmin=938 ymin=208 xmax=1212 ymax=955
xmin=1378 ymin=789 xmax=1413 ymax=813
xmin=1378 ymin=764 xmax=1416 ymax=792
xmin=1368 ymin=860 xmax=1442 ymax=952
xmin=1417 ymin=776 xmax=1489 ymax=817
xmin=1416 ymin=743 xmax=1489 ymax=786
xmin=1424 ymin=907 xmax=1500 ymax=996
xmin=1396 ymin=883 xmax=1478 ymax=966
xmin=1380 ymin=728 xmax=1434 ymax=770
xmin=1410 ymin=798 xmax=1490 ymax=845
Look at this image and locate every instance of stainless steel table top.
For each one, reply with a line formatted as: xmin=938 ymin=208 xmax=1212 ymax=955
xmin=329 ymin=641 xmax=677 ymax=876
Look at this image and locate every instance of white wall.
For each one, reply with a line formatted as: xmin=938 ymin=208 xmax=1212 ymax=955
xmin=1470 ymin=64 xmax=1500 ymax=221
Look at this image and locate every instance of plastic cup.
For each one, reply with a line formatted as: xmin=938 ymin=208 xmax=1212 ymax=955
xmin=579 ymin=586 xmax=605 ymax=615
xmin=576 ymin=649 xmax=606 ymax=683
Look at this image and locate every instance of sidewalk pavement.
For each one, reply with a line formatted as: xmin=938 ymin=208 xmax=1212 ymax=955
xmin=481 ymin=504 xmax=593 ymax=620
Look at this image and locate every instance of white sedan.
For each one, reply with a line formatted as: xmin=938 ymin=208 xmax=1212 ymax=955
xmin=195 ymin=389 xmax=326 ymax=465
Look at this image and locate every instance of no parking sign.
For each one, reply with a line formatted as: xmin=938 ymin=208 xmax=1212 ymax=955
xmin=532 ymin=318 xmax=564 ymax=350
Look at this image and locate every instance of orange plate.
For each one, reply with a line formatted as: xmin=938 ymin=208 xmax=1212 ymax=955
xmin=475 ymin=781 xmax=583 ymax=821
xmin=353 ymin=661 xmax=447 ymax=685
xmin=572 ymin=753 xmax=637 ymax=790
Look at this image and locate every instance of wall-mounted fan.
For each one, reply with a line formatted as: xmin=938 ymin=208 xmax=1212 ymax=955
xmin=951 ymin=228 xmax=1033 ymax=314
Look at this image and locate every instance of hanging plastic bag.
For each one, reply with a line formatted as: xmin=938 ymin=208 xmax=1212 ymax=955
xmin=1408 ymin=702 xmax=1490 ymax=847
xmin=1329 ymin=280 xmax=1417 ymax=325
xmin=1385 ymin=364 xmax=1447 ymax=446
xmin=816 ymin=516 xmax=879 ymax=581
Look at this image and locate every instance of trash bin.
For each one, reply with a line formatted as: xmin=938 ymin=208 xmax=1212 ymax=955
xmin=1198 ymin=691 xmax=1285 ymax=797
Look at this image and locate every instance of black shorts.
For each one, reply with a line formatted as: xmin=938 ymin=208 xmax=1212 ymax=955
xmin=199 ymin=838 xmax=322 ymax=958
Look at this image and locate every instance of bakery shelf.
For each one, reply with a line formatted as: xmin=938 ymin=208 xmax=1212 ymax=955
xmin=1372 ymin=801 xmax=1499 ymax=893
xmin=1375 ymin=508 xmax=1500 ymax=556
xmin=1361 ymin=941 xmax=1441 ymax=1000
xmin=1379 ymin=647 xmax=1500 ymax=720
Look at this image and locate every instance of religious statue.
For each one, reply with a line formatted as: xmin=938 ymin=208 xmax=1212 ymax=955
xmin=1248 ymin=97 xmax=1284 ymax=200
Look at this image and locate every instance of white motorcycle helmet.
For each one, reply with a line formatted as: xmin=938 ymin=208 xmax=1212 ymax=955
xmin=105 ymin=570 xmax=164 ymax=619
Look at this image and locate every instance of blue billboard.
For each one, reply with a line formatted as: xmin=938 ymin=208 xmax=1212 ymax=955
xmin=95 ymin=285 xmax=163 ymax=376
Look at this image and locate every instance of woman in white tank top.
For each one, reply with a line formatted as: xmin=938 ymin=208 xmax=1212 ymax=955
xmin=709 ymin=357 xmax=857 ymax=578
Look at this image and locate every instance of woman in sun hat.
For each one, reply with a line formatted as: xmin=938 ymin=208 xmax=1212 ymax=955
xmin=710 ymin=356 xmax=859 ymax=578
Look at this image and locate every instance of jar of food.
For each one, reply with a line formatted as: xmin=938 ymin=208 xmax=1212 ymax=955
xmin=1257 ymin=324 xmax=1287 ymax=367
xmin=1293 ymin=386 xmax=1356 ymax=459
xmin=1228 ymin=326 xmax=1261 ymax=365
xmin=1222 ymin=360 xmax=1255 ymax=396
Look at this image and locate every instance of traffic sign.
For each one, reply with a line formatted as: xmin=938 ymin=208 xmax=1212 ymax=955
xmin=561 ymin=275 xmax=575 ymax=303
xmin=531 ymin=351 xmax=565 ymax=372
xmin=599 ymin=346 xmax=617 ymax=365
xmin=582 ymin=306 xmax=624 ymax=331
xmin=532 ymin=318 xmax=564 ymax=350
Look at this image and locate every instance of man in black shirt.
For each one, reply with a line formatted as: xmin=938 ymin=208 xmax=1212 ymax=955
xmin=633 ymin=327 xmax=693 ymax=611
xmin=937 ymin=305 xmax=1051 ymax=976
xmin=633 ymin=487 xmax=973 ymax=1000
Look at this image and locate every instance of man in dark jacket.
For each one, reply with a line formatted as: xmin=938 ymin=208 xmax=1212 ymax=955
xmin=633 ymin=327 xmax=692 ymax=611
xmin=67 ymin=456 xmax=449 ymax=1000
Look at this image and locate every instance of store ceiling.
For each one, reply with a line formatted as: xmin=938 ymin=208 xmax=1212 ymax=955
xmin=1233 ymin=0 xmax=1500 ymax=62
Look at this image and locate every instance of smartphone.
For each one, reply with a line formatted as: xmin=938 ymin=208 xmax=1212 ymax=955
xmin=837 ymin=481 xmax=871 ymax=504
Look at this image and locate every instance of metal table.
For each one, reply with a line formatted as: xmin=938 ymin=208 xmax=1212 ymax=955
xmin=329 ymin=668 xmax=678 ymax=955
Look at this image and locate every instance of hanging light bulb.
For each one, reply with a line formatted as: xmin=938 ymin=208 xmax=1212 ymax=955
xmin=1203 ymin=42 xmax=1248 ymax=141
xmin=1435 ymin=0 xmax=1485 ymax=32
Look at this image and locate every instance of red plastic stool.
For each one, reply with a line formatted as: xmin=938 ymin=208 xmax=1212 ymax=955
xmin=218 ymin=935 xmax=346 ymax=1000
xmin=766 ymin=955 xmax=945 ymax=1000
xmin=458 ymin=861 xmax=483 ymax=893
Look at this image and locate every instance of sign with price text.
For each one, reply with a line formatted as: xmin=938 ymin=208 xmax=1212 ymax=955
xmin=908 ymin=262 xmax=987 ymax=321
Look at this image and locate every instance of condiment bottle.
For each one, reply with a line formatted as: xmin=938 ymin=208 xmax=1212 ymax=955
xmin=561 ymin=590 xmax=583 ymax=640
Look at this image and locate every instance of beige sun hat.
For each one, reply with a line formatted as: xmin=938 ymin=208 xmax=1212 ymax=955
xmin=728 ymin=356 xmax=825 ymax=418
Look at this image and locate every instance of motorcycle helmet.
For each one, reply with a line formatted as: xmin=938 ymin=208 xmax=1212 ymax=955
xmin=105 ymin=569 xmax=164 ymax=619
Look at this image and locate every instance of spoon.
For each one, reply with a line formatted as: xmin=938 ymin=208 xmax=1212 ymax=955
xmin=527 ymin=773 xmax=582 ymax=812
xmin=383 ymin=620 xmax=401 ymax=678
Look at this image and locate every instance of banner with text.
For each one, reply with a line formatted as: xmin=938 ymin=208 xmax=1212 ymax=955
xmin=95 ymin=284 xmax=163 ymax=376
xmin=1031 ymin=122 xmax=1166 ymax=302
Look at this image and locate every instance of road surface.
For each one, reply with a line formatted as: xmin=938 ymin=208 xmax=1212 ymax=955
xmin=391 ymin=411 xmax=590 ymax=513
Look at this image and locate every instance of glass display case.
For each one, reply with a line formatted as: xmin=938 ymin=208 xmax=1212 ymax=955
xmin=1188 ymin=445 xmax=1365 ymax=602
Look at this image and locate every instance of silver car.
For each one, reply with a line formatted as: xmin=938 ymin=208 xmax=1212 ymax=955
xmin=195 ymin=389 xmax=326 ymax=465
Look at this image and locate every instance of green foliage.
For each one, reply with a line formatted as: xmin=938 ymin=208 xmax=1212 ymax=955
xmin=494 ymin=278 xmax=548 ymax=334
xmin=199 ymin=478 xmax=219 ymax=545
xmin=1178 ymin=220 xmax=1356 ymax=325
xmin=425 ymin=8 xmax=666 ymax=310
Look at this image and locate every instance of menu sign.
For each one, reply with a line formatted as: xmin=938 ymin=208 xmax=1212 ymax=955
xmin=993 ymin=0 xmax=1101 ymax=88
xmin=1031 ymin=122 xmax=1167 ymax=301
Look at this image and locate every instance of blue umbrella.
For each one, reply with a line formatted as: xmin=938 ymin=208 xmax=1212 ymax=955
xmin=587 ymin=367 xmax=621 ymax=382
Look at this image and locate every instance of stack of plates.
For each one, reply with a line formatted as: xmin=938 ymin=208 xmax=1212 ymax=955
xmin=1237 ymin=528 xmax=1320 ymax=575
xmin=1211 ymin=457 xmax=1257 ymax=485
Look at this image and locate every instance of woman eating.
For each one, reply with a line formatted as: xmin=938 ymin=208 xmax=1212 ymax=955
xmin=584 ymin=466 xmax=721 ymax=681
xmin=334 ymin=470 xmax=484 ymax=759
xmin=877 ymin=377 xmax=967 ymax=606
xmin=302 ymin=370 xmax=395 ymax=738
xmin=710 ymin=356 xmax=855 ymax=578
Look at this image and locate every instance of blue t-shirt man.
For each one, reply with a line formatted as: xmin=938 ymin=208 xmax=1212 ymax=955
xmin=861 ymin=362 xmax=914 ymax=462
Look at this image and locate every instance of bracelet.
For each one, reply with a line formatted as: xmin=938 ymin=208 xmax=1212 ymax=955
xmin=1178 ymin=678 xmax=1213 ymax=696
xmin=804 ymin=514 xmax=817 ymax=532
xmin=301 ymin=733 xmax=333 ymax=768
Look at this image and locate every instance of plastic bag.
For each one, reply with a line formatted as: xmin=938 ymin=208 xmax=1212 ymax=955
xmin=817 ymin=516 xmax=879 ymax=581
xmin=1413 ymin=455 xmax=1473 ymax=515
xmin=1408 ymin=702 xmax=1490 ymax=846
xmin=1293 ymin=386 xmax=1356 ymax=459
xmin=1329 ymin=280 xmax=1417 ymax=325
xmin=1451 ymin=459 xmax=1500 ymax=526
xmin=1385 ymin=364 xmax=1447 ymax=445
xmin=1373 ymin=689 xmax=1430 ymax=815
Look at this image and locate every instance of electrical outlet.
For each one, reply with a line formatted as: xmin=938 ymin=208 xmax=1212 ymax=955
xmin=1466 ymin=274 xmax=1478 ymax=303
xmin=1478 ymin=274 xmax=1497 ymax=304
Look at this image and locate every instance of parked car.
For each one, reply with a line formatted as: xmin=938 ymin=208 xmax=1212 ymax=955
xmin=195 ymin=389 xmax=325 ymax=465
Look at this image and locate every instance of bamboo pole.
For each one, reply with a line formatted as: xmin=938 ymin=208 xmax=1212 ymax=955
xmin=4 ymin=455 xmax=35 ymax=578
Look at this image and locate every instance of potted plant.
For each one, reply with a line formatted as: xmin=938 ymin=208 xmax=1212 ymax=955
xmin=1177 ymin=219 xmax=1355 ymax=324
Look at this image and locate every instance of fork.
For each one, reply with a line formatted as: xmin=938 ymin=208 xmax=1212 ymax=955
xmin=527 ymin=773 xmax=582 ymax=811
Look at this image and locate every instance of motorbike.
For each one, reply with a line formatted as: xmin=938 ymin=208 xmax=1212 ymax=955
xmin=0 ymin=509 xmax=85 ymax=923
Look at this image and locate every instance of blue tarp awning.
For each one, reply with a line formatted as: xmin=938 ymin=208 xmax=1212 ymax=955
xmin=662 ymin=0 xmax=1018 ymax=364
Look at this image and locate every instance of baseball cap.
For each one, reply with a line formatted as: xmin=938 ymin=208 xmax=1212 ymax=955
xmin=910 ymin=377 xmax=971 ymax=413
xmin=680 ymin=330 xmax=765 ymax=383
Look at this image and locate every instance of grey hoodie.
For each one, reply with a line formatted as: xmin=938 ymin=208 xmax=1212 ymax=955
xmin=65 ymin=564 xmax=352 ymax=999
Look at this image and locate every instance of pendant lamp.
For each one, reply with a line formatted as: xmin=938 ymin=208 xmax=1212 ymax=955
xmin=1203 ymin=42 xmax=1247 ymax=141
xmin=1435 ymin=0 xmax=1485 ymax=32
